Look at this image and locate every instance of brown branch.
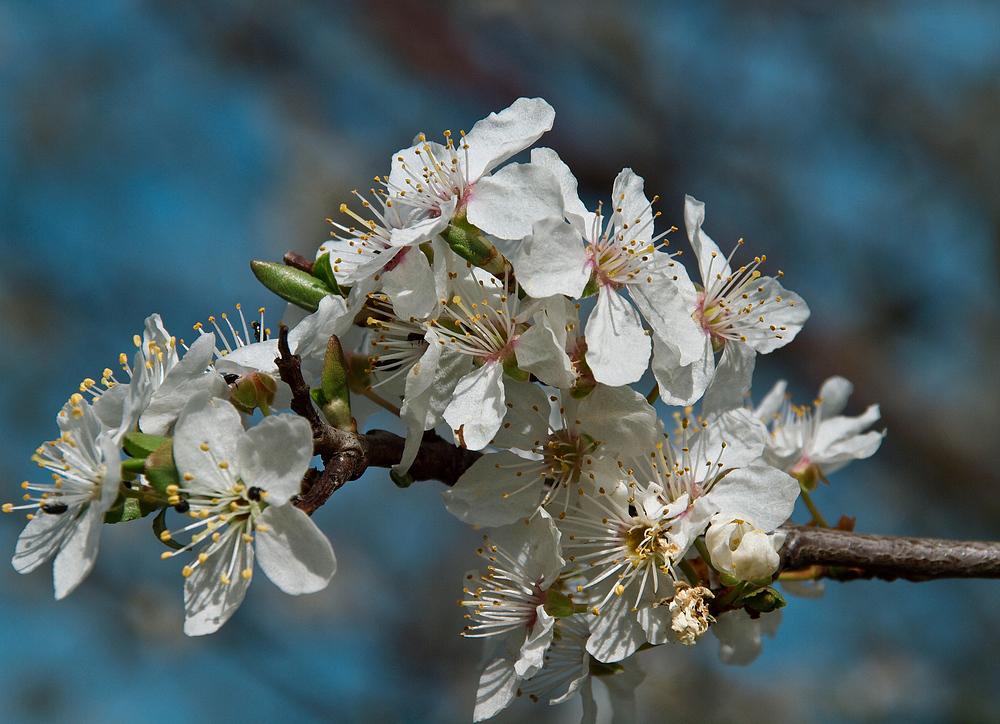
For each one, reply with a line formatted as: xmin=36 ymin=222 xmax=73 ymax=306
xmin=283 ymin=251 xmax=314 ymax=274
xmin=778 ymin=524 xmax=1000 ymax=582
xmin=274 ymin=324 xmax=481 ymax=515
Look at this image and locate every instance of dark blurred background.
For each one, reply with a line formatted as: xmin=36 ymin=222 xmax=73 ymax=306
xmin=2 ymin=1 xmax=999 ymax=722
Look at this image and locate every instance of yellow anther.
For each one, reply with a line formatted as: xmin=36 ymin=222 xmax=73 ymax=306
xmin=160 ymin=551 xmax=172 ymax=560
xmin=241 ymin=569 xmax=253 ymax=580
xmin=256 ymin=523 xmax=269 ymax=533
xmin=198 ymin=553 xmax=209 ymax=564
xmin=200 ymin=443 xmax=210 ymax=452
xmin=159 ymin=530 xmax=172 ymax=542
xmin=165 ymin=484 xmax=179 ymax=495
xmin=2 ymin=503 xmax=13 ymax=513
xmin=183 ymin=473 xmax=194 ymax=481
xmin=219 ymin=573 xmax=231 ymax=585
xmin=218 ymin=461 xmax=229 ymax=470
xmin=182 ymin=566 xmax=194 ymax=578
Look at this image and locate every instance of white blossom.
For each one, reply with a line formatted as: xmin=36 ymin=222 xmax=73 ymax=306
xmin=165 ymin=392 xmax=335 ymax=635
xmin=753 ymin=375 xmax=884 ymax=486
xmin=8 ymin=395 xmax=122 ymax=599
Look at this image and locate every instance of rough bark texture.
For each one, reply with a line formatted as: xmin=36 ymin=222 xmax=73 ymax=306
xmin=275 ymin=324 xmax=481 ymax=515
xmin=778 ymin=524 xmax=1000 ymax=581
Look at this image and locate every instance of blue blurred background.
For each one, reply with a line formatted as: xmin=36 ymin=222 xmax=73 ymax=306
xmin=2 ymin=1 xmax=999 ymax=722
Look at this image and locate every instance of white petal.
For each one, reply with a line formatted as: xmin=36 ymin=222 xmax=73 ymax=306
xmin=516 ymin=605 xmax=556 ymax=678
xmin=255 ymin=504 xmax=337 ymax=595
xmin=511 ymin=216 xmax=590 ymax=298
xmin=742 ymin=278 xmax=810 ymax=353
xmin=817 ymin=376 xmax=853 ymax=418
xmin=575 ymin=384 xmax=662 ymax=455
xmin=443 ymin=362 xmax=507 ymax=451
xmin=12 ymin=511 xmax=69 ymax=575
xmin=515 ymin=318 xmax=575 ymax=389
xmin=712 ymin=609 xmax=781 ymax=666
xmin=753 ymin=379 xmax=788 ymax=421
xmin=141 ymin=333 xmax=229 ymax=436
xmin=701 ymin=342 xmax=756 ymax=415
xmin=382 ymin=246 xmax=438 ymax=320
xmin=183 ymin=535 xmax=254 ymax=636
xmin=442 ymin=451 xmax=544 ymax=527
xmin=463 ymin=97 xmax=555 ymax=181
xmin=584 ymin=287 xmax=651 ymax=387
xmin=611 ymin=168 xmax=653 ymax=242
xmin=650 ymin=334 xmax=714 ymax=407
xmin=605 ymin=656 xmax=646 ymax=724
xmin=629 ymin=272 xmax=705 ymax=367
xmin=586 ymin=582 xmax=647 ymax=663
xmin=388 ymin=198 xmax=455 ymax=247
xmin=236 ymin=413 xmax=314 ymax=506
xmin=473 ymin=657 xmax=519 ymax=722
xmin=53 ymin=504 xmax=104 ymax=600
xmin=491 ymin=509 xmax=564 ymax=587
xmin=173 ymin=393 xmax=247 ymax=496
xmin=468 ymin=162 xmax=564 ymax=241
xmin=684 ymin=195 xmax=729 ymax=284
xmin=707 ymin=466 xmax=799 ymax=532
xmin=529 ymin=147 xmax=590 ymax=223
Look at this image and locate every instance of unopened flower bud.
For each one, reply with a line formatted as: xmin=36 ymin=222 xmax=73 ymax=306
xmin=705 ymin=512 xmax=781 ymax=583
xmin=229 ymin=372 xmax=278 ymax=416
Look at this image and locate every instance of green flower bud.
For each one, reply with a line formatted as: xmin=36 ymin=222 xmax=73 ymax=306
xmin=250 ymin=260 xmax=334 ymax=313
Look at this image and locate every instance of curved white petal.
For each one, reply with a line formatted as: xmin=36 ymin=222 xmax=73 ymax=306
xmin=237 ymin=413 xmax=314 ymax=506
xmin=707 ymin=466 xmax=799 ymax=532
xmin=511 ymin=216 xmax=590 ymax=299
xmin=52 ymin=504 xmax=104 ymax=600
xmin=183 ymin=535 xmax=254 ymax=636
xmin=468 ymin=162 xmax=564 ymax=241
xmin=443 ymin=361 xmax=506 ymax=451
xmin=442 ymin=451 xmax=544 ymax=526
xmin=584 ymin=287 xmax=651 ymax=387
xmin=463 ymin=97 xmax=555 ymax=181
xmin=173 ymin=393 xmax=247 ymax=497
xmin=255 ymin=504 xmax=337 ymax=595
xmin=382 ymin=247 xmax=438 ymax=320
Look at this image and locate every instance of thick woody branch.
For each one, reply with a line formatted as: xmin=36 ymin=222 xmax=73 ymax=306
xmin=274 ymin=325 xmax=481 ymax=515
xmin=778 ymin=524 xmax=1000 ymax=582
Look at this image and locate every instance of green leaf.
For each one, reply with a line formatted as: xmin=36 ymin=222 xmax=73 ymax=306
xmin=542 ymin=589 xmax=576 ymax=618
xmin=739 ymin=585 xmax=787 ymax=613
xmin=104 ymin=495 xmax=161 ymax=524
xmin=312 ymin=253 xmax=342 ymax=296
xmin=145 ymin=439 xmax=180 ymax=494
xmin=389 ymin=469 xmax=413 ymax=488
xmin=250 ymin=260 xmax=333 ymax=313
xmin=122 ymin=432 xmax=170 ymax=459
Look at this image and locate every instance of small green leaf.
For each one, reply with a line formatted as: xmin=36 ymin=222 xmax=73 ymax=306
xmin=389 ymin=469 xmax=413 ymax=488
xmin=312 ymin=253 xmax=343 ymax=296
xmin=104 ymin=495 xmax=161 ymax=524
xmin=542 ymin=589 xmax=576 ymax=618
xmin=739 ymin=585 xmax=787 ymax=613
xmin=123 ymin=432 xmax=170 ymax=459
xmin=250 ymin=260 xmax=333 ymax=313
xmin=145 ymin=439 xmax=179 ymax=494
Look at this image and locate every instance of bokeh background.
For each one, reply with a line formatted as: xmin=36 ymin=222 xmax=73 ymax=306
xmin=2 ymin=1 xmax=999 ymax=722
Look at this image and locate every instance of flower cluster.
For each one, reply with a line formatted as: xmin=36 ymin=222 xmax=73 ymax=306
xmin=6 ymin=98 xmax=884 ymax=722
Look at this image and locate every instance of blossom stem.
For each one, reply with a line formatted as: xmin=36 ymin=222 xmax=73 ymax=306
xmin=361 ymin=388 xmax=401 ymax=417
xmin=646 ymin=385 xmax=659 ymax=405
xmin=799 ymin=487 xmax=830 ymax=528
xmin=678 ymin=559 xmax=701 ymax=586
